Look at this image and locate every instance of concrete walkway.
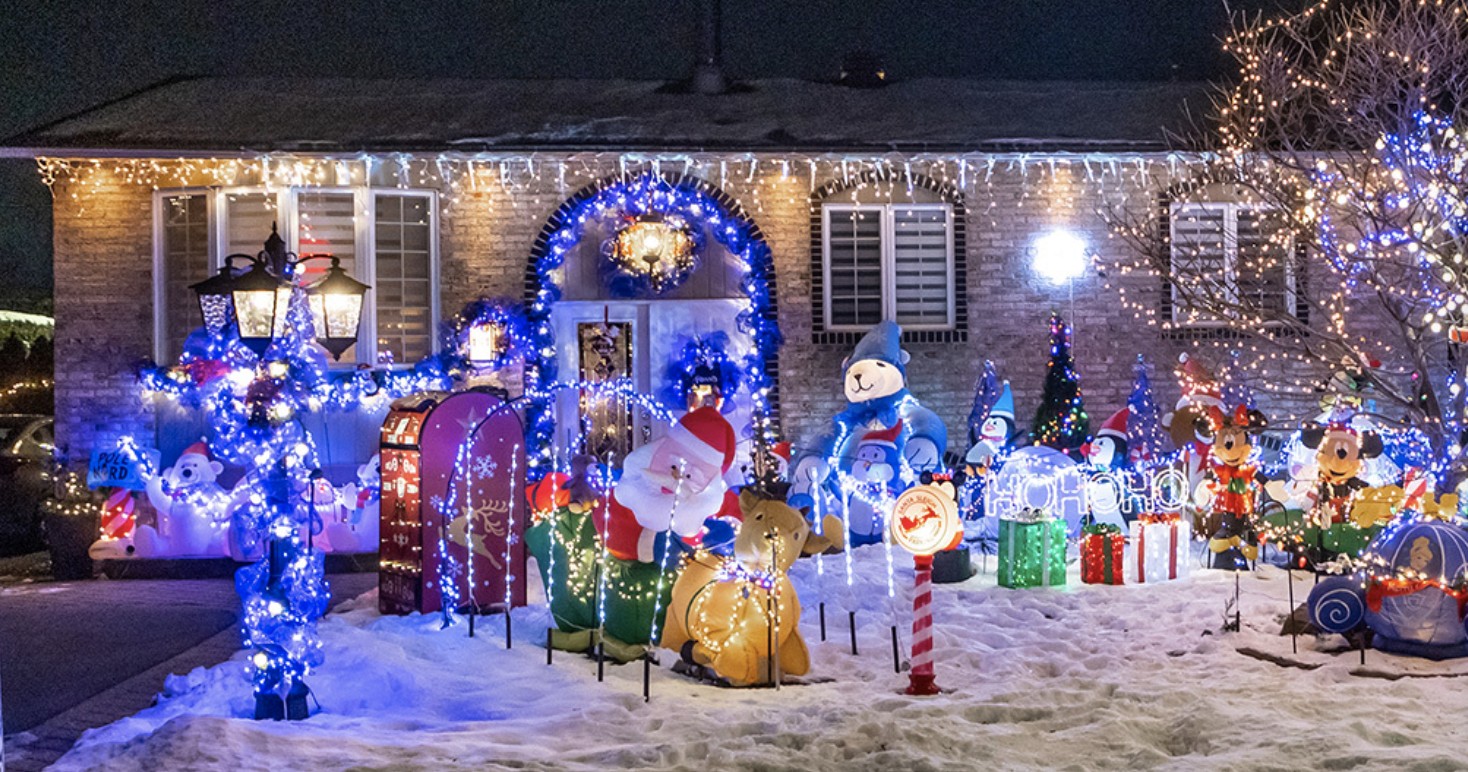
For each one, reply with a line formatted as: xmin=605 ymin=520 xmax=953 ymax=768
xmin=1 ymin=565 xmax=376 ymax=771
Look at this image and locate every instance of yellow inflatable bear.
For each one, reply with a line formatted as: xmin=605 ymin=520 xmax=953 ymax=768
xmin=662 ymin=489 xmax=840 ymax=687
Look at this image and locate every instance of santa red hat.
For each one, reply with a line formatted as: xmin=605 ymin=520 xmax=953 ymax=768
xmin=1096 ymin=409 xmax=1128 ymax=441
xmin=1175 ymin=353 xmax=1222 ymax=412
xmin=861 ymin=420 xmax=904 ymax=449
xmin=771 ymin=441 xmax=792 ymax=462
xmin=668 ymin=406 xmax=736 ymax=473
xmin=180 ymin=441 xmax=213 ymax=460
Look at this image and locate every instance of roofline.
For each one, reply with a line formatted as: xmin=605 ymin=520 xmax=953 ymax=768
xmin=1 ymin=140 xmax=1199 ymax=160
xmin=1 ymin=75 xmax=204 ymax=150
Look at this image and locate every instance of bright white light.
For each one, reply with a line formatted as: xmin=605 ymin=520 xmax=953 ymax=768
xmin=1032 ymin=231 xmax=1089 ymax=285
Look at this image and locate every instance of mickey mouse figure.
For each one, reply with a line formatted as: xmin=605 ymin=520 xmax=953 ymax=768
xmin=1196 ymin=405 xmax=1269 ymax=571
xmin=1298 ymin=420 xmax=1382 ymax=566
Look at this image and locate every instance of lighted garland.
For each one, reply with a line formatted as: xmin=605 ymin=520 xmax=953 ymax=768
xmin=139 ymin=325 xmax=451 ymax=469
xmin=524 ymin=172 xmax=782 ymax=479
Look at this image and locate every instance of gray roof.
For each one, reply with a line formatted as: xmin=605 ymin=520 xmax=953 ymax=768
xmin=2 ymin=76 xmax=1212 ymax=156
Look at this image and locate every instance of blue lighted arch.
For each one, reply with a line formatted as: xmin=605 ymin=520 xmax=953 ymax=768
xmin=522 ymin=172 xmax=782 ymax=477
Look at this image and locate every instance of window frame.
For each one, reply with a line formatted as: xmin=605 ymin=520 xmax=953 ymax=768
xmin=151 ymin=185 xmax=441 ymax=368
xmin=1167 ymin=200 xmax=1297 ymax=329
xmin=820 ymin=201 xmax=956 ymax=333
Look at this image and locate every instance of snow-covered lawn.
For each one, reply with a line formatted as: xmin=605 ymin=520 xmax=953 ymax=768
xmin=52 ymin=546 xmax=1468 ymax=770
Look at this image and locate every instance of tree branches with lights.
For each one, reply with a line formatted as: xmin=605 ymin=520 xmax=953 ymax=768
xmin=1104 ymin=0 xmax=1468 ymax=476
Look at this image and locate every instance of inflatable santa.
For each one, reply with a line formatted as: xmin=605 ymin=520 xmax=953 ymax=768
xmin=597 ymin=406 xmax=737 ymax=563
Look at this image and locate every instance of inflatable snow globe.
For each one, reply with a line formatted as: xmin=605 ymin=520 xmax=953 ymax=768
xmin=1308 ymin=514 xmax=1468 ymax=659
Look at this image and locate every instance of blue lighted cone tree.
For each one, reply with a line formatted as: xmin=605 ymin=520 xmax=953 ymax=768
xmin=966 ymin=359 xmax=1003 ymax=447
xmin=1126 ymin=355 xmax=1171 ymax=467
xmin=1104 ymin=0 xmax=1468 ymax=479
xmin=1031 ymin=313 xmax=1090 ymax=452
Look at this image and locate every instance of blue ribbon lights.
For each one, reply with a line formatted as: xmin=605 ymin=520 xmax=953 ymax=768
xmin=524 ymin=173 xmax=782 ymax=478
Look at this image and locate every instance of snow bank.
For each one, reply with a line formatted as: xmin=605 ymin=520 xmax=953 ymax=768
xmin=53 ymin=546 xmax=1467 ymax=770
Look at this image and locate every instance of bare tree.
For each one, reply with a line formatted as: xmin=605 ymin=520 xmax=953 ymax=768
xmin=1105 ymin=0 xmax=1468 ymax=474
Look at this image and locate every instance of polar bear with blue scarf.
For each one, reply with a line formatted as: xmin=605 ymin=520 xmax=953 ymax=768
xmin=790 ymin=321 xmax=948 ymax=540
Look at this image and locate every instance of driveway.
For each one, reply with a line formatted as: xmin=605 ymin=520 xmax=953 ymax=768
xmin=0 ymin=558 xmax=376 ymax=736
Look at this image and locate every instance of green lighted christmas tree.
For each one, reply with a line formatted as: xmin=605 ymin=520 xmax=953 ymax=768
xmin=1031 ymin=312 xmax=1090 ymax=451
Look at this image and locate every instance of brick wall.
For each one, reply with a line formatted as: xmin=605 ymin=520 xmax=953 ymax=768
xmin=51 ymin=174 xmax=156 ymax=465
xmin=48 ymin=153 xmax=1327 ymax=465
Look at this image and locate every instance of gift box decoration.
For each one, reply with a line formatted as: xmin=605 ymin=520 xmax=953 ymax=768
xmin=997 ymin=509 xmax=1067 ymax=589
xmin=1129 ymin=515 xmax=1192 ymax=583
xmin=1080 ymin=523 xmax=1125 ymax=585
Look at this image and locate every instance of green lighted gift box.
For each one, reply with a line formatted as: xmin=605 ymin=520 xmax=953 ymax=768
xmin=997 ymin=517 xmax=1068 ymax=589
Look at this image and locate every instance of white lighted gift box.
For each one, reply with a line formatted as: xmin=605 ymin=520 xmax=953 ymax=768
xmin=1128 ymin=516 xmax=1192 ymax=583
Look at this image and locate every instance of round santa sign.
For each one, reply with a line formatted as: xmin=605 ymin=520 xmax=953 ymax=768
xmin=889 ymin=481 xmax=961 ymax=556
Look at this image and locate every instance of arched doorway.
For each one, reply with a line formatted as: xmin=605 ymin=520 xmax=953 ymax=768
xmin=522 ymin=172 xmax=781 ymax=477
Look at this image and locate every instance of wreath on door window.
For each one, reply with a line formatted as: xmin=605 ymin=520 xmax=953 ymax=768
xmin=602 ymin=213 xmax=701 ymax=297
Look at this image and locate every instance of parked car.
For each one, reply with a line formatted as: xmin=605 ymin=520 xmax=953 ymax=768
xmin=0 ymin=414 xmax=54 ymax=555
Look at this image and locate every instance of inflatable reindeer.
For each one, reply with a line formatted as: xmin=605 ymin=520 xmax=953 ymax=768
xmin=662 ymin=489 xmax=841 ymax=686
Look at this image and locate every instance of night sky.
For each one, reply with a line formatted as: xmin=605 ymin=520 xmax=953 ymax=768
xmin=0 ymin=0 xmax=1293 ymax=308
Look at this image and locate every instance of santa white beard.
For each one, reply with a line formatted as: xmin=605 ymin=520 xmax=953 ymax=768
xmin=613 ymin=442 xmax=728 ymax=537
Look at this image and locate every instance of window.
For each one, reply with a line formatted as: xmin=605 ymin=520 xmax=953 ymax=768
xmin=153 ymin=187 xmax=439 ymax=366
xmin=156 ymin=193 xmax=212 ymax=363
xmin=821 ymin=203 xmax=955 ymax=332
xmin=373 ymin=194 xmax=435 ymax=365
xmin=1168 ymin=201 xmax=1300 ymax=327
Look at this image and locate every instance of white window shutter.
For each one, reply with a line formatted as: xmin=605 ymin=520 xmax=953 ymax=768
xmin=224 ymin=191 xmax=276 ymax=258
xmin=1169 ymin=203 xmax=1235 ymax=325
xmin=824 ymin=205 xmax=885 ymax=329
xmin=890 ymin=207 xmax=953 ymax=328
xmin=1234 ymin=208 xmax=1294 ymax=318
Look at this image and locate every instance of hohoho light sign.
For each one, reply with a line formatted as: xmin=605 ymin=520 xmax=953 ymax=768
xmin=984 ymin=447 xmax=1190 ymax=529
xmin=890 ymin=479 xmax=962 ymax=696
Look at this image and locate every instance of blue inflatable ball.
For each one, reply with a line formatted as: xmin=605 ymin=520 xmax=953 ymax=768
xmin=1307 ymin=575 xmax=1366 ymax=634
xmin=1361 ymin=517 xmax=1468 ymax=654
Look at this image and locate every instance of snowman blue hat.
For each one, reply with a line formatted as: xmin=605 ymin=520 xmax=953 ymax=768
xmin=989 ymin=382 xmax=1015 ymax=422
xmin=845 ymin=320 xmax=911 ymax=373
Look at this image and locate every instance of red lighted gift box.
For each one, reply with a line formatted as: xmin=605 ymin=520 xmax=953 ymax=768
xmin=1080 ymin=523 xmax=1125 ymax=585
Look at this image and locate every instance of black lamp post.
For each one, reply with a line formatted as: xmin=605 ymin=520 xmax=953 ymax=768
xmin=190 ymin=224 xmax=370 ymax=361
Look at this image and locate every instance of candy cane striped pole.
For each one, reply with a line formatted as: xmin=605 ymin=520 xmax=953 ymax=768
xmin=905 ymin=554 xmax=940 ymax=695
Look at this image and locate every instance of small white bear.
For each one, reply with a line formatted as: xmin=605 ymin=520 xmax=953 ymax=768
xmin=137 ymin=441 xmax=231 ymax=558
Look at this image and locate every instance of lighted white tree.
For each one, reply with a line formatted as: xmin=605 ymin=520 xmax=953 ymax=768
xmin=1105 ymin=0 xmax=1468 ymax=475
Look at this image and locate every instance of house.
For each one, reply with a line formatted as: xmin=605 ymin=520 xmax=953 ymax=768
xmin=1 ymin=75 xmax=1315 ymax=485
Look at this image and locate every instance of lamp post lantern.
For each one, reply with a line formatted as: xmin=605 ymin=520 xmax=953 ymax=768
xmin=192 ymin=224 xmax=370 ymax=361
xmin=306 ymin=256 xmax=370 ymax=361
